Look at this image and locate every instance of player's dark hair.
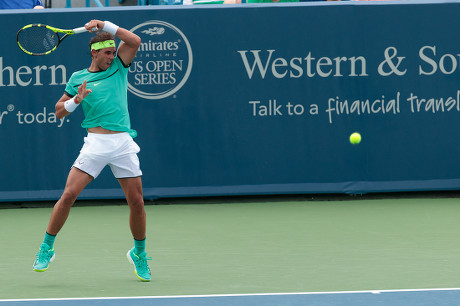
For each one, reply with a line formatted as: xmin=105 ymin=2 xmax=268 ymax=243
xmin=88 ymin=32 xmax=115 ymax=57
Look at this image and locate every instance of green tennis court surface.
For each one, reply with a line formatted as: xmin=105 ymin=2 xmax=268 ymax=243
xmin=1 ymin=194 xmax=460 ymax=300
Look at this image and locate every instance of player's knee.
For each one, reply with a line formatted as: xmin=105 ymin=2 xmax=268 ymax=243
xmin=60 ymin=188 xmax=79 ymax=205
xmin=128 ymin=195 xmax=144 ymax=213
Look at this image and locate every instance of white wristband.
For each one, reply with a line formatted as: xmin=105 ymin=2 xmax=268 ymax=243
xmin=103 ymin=21 xmax=119 ymax=35
xmin=64 ymin=97 xmax=80 ymax=113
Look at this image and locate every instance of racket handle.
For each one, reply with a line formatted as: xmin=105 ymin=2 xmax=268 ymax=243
xmin=73 ymin=26 xmax=98 ymax=34
xmin=73 ymin=27 xmax=88 ymax=34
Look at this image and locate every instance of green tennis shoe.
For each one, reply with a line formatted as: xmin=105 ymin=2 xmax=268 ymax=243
xmin=33 ymin=243 xmax=55 ymax=272
xmin=127 ymin=248 xmax=152 ymax=282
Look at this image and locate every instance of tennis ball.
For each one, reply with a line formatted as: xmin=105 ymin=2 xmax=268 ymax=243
xmin=349 ymin=132 xmax=361 ymax=145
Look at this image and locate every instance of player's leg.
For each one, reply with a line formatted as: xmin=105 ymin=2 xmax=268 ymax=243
xmin=33 ymin=167 xmax=93 ymax=272
xmin=118 ymin=176 xmax=152 ymax=282
xmin=118 ymin=176 xmax=146 ymax=240
xmin=47 ymin=167 xmax=94 ymax=235
xmin=108 ymin=134 xmax=150 ymax=281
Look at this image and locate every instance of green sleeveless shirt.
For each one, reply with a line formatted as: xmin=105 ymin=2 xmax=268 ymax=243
xmin=65 ymin=56 xmax=137 ymax=138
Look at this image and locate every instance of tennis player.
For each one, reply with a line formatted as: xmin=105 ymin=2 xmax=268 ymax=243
xmin=32 ymin=20 xmax=151 ymax=282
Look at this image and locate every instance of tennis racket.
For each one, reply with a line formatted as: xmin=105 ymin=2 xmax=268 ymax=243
xmin=16 ymin=24 xmax=93 ymax=56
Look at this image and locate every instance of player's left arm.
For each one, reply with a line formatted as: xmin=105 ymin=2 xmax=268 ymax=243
xmin=85 ymin=20 xmax=141 ymax=66
xmin=114 ymin=27 xmax=141 ymax=66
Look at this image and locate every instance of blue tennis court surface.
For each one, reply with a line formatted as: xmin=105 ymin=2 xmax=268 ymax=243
xmin=2 ymin=289 xmax=460 ymax=306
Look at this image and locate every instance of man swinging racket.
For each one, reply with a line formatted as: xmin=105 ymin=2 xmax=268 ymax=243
xmin=32 ymin=19 xmax=152 ymax=282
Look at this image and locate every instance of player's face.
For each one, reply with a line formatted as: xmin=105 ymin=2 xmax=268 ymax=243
xmin=93 ymin=47 xmax=116 ymax=71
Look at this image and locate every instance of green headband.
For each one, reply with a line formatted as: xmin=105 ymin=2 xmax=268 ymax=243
xmin=91 ymin=40 xmax=116 ymax=51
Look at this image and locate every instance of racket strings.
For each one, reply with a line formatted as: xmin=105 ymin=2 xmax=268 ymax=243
xmin=17 ymin=27 xmax=59 ymax=55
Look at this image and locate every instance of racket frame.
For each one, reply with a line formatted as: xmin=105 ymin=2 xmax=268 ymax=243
xmin=17 ymin=24 xmax=88 ymax=56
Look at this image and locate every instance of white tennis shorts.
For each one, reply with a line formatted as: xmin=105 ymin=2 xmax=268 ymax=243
xmin=73 ymin=132 xmax=142 ymax=179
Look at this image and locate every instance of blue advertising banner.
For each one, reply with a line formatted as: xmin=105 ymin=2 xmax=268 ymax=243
xmin=1 ymin=0 xmax=460 ymax=202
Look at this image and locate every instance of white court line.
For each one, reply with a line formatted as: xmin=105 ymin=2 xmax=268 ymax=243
xmin=1 ymin=287 xmax=460 ymax=302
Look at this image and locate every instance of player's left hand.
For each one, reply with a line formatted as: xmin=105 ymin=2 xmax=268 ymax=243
xmin=85 ymin=20 xmax=103 ymax=33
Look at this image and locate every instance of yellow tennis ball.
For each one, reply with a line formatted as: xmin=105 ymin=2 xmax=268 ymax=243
xmin=349 ymin=132 xmax=361 ymax=145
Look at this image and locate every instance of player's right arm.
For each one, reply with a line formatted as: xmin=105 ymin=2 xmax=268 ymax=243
xmin=55 ymin=94 xmax=75 ymax=119
xmin=55 ymin=81 xmax=91 ymax=119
